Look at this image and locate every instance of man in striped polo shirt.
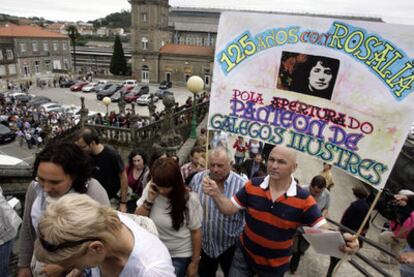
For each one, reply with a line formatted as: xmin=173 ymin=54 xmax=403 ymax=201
xmin=190 ymin=147 xmax=245 ymax=277
xmin=203 ymin=145 xmax=359 ymax=276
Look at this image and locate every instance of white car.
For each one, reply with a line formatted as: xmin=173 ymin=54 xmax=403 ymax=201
xmin=136 ymin=94 xmax=158 ymax=105
xmin=122 ymin=79 xmax=138 ymax=89
xmin=82 ymin=82 xmax=98 ymax=92
xmin=62 ymin=105 xmax=81 ymax=116
xmin=39 ymin=102 xmax=63 ymax=113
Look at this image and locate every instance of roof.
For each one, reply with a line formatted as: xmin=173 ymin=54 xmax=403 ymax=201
xmin=0 ymin=24 xmax=68 ymax=39
xmin=173 ymin=22 xmax=218 ymax=33
xmin=159 ymin=44 xmax=214 ymax=57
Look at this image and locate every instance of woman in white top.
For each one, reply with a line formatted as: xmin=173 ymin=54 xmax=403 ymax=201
xmin=136 ymin=158 xmax=203 ymax=277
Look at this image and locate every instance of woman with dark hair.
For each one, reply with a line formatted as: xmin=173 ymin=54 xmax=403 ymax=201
xmin=17 ymin=141 xmax=110 ymax=277
xmin=126 ymin=148 xmax=149 ymax=212
xmin=135 ymin=158 xmax=202 ymax=277
xmin=279 ymin=52 xmax=340 ymax=100
xmin=292 ymin=55 xmax=339 ymax=100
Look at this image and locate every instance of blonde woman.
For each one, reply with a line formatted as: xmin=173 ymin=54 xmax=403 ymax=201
xmin=34 ymin=194 xmax=175 ymax=277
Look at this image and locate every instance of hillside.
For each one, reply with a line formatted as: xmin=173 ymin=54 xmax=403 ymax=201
xmin=88 ymin=10 xmax=131 ymax=31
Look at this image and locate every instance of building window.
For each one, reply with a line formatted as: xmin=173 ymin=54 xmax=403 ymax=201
xmin=20 ymin=42 xmax=26 ymax=52
xmin=141 ymin=65 xmax=149 ymax=82
xmin=53 ymin=42 xmax=58 ymax=51
xmin=22 ymin=64 xmax=30 ymax=76
xmin=204 ymin=75 xmax=210 ymax=86
xmin=0 ymin=50 xmax=3 ymax=61
xmin=6 ymin=49 xmax=13 ymax=60
xmin=43 ymin=41 xmax=49 ymax=51
xmin=34 ymin=61 xmax=40 ymax=73
xmin=64 ymin=59 xmax=69 ymax=69
xmin=53 ymin=59 xmax=62 ymax=70
xmin=62 ymin=42 xmax=67 ymax=51
xmin=8 ymin=64 xmax=16 ymax=75
xmin=165 ymin=72 xmax=171 ymax=82
xmin=141 ymin=37 xmax=148 ymax=50
xmin=161 ymin=40 xmax=165 ymax=47
xmin=32 ymin=41 xmax=38 ymax=52
xmin=184 ymin=74 xmax=190 ymax=82
xmin=45 ymin=60 xmax=51 ymax=72
xmin=196 ymin=37 xmax=202 ymax=46
xmin=141 ymin=13 xmax=148 ymax=22
xmin=0 ymin=65 xmax=5 ymax=76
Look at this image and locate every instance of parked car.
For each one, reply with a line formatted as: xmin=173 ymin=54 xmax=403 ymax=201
xmin=82 ymin=82 xmax=98 ymax=93
xmin=137 ymin=94 xmax=159 ymax=105
xmin=70 ymin=81 xmax=89 ymax=92
xmin=110 ymin=91 xmax=123 ymax=102
xmin=159 ymin=80 xmax=172 ymax=89
xmin=0 ymin=124 xmax=16 ymax=144
xmin=155 ymin=89 xmax=173 ymax=99
xmin=95 ymin=83 xmax=113 ymax=93
xmin=39 ymin=102 xmax=64 ymax=113
xmin=96 ymin=84 xmax=122 ymax=100
xmin=124 ymin=85 xmax=149 ymax=103
xmin=122 ymin=79 xmax=138 ymax=89
xmin=60 ymin=79 xmax=76 ymax=88
xmin=28 ymin=96 xmax=51 ymax=107
xmin=6 ymin=92 xmax=32 ymax=103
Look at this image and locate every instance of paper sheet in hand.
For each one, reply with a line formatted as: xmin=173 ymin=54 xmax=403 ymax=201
xmin=302 ymin=227 xmax=346 ymax=259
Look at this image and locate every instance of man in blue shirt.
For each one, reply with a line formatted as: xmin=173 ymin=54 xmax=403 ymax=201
xmin=190 ymin=147 xmax=245 ymax=277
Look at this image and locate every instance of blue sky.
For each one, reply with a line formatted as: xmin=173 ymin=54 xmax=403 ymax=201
xmin=1 ymin=0 xmax=413 ymax=25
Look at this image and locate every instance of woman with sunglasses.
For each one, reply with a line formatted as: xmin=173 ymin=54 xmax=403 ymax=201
xmin=34 ymin=193 xmax=175 ymax=277
xmin=17 ymin=141 xmax=110 ymax=277
xmin=136 ymin=158 xmax=203 ymax=277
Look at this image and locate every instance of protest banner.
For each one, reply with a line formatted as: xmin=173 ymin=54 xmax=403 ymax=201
xmin=208 ymin=11 xmax=414 ymax=189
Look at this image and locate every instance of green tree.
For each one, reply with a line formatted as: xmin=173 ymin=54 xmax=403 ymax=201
xmin=67 ymin=25 xmax=81 ymax=74
xmin=110 ymin=35 xmax=127 ymax=75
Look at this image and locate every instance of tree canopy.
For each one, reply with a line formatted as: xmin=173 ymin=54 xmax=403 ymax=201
xmin=110 ymin=35 xmax=128 ymax=76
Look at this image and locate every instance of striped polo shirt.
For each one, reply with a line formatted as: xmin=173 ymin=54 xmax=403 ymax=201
xmin=231 ymin=175 xmax=326 ymax=274
xmin=190 ymin=170 xmax=245 ymax=258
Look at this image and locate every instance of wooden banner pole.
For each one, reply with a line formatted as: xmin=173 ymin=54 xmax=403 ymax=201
xmin=204 ymin=129 xmax=210 ymax=223
xmin=332 ymin=189 xmax=383 ymax=276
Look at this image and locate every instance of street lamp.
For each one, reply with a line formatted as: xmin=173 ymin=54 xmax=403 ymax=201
xmin=102 ymin=96 xmax=111 ymax=121
xmin=186 ymin=75 xmax=204 ymax=139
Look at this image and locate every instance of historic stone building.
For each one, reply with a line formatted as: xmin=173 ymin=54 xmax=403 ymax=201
xmin=129 ymin=0 xmax=215 ymax=87
xmin=0 ymin=24 xmax=71 ymax=81
xmin=0 ymin=38 xmax=17 ymax=80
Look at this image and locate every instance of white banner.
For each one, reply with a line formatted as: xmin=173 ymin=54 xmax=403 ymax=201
xmin=208 ymin=11 xmax=414 ymax=189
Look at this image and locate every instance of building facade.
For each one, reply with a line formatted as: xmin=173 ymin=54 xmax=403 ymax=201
xmin=0 ymin=24 xmax=71 ymax=81
xmin=0 ymin=38 xmax=18 ymax=80
xmin=129 ymin=0 xmax=214 ymax=87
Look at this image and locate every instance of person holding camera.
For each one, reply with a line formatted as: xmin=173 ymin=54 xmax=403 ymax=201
xmin=377 ymin=191 xmax=414 ymax=264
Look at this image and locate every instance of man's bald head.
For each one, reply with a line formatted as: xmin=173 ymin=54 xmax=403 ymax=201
xmin=267 ymin=145 xmax=298 ymax=184
xmin=270 ymin=145 xmax=297 ymax=164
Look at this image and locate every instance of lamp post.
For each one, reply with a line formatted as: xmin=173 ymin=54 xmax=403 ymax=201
xmin=102 ymin=96 xmax=111 ymax=123
xmin=186 ymin=76 xmax=204 ymax=139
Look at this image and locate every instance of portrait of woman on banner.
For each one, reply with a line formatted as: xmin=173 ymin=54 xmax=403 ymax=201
xmin=277 ymin=51 xmax=340 ymax=100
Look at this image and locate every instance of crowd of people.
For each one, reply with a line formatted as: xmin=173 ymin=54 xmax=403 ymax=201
xmin=1 ymin=97 xmax=412 ymax=276
xmin=0 ymin=125 xmax=373 ymax=277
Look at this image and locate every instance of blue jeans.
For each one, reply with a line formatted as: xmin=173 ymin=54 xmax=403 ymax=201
xmin=172 ymin=257 xmax=192 ymax=277
xmin=0 ymin=240 xmax=13 ymax=277
xmin=229 ymin=244 xmax=285 ymax=277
